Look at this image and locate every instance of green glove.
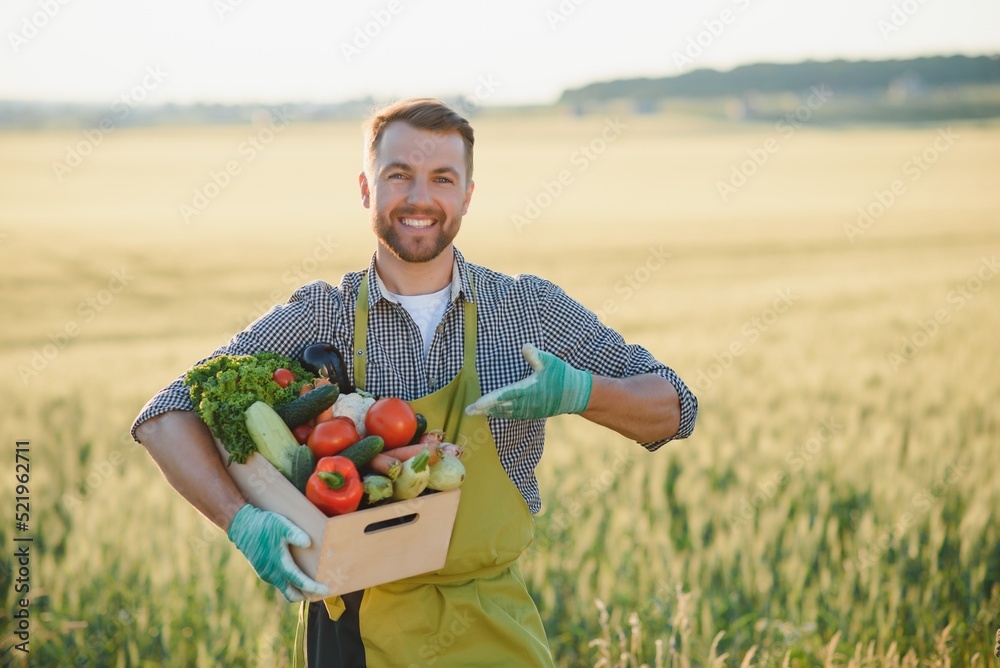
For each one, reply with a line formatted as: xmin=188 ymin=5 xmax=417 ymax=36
xmin=227 ymin=504 xmax=330 ymax=602
xmin=465 ymin=343 xmax=593 ymax=420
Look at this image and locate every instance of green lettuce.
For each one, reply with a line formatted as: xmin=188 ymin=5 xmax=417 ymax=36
xmin=183 ymin=352 xmax=314 ymax=464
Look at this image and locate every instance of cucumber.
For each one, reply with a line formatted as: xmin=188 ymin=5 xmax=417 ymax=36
xmin=290 ymin=445 xmax=315 ymax=493
xmin=276 ymin=384 xmax=339 ymax=428
xmin=245 ymin=401 xmax=299 ymax=479
xmin=338 ymin=435 xmax=384 ymax=469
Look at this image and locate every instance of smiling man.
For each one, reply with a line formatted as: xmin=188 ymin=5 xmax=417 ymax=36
xmin=132 ymin=98 xmax=698 ymax=667
xmin=361 ymin=116 xmax=472 ymax=294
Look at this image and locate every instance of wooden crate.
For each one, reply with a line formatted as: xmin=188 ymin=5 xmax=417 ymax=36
xmin=215 ymin=439 xmax=461 ymax=600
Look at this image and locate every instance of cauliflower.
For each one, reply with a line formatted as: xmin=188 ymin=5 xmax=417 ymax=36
xmin=332 ymin=391 xmax=376 ymax=436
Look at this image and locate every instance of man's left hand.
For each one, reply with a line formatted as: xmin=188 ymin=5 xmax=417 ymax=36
xmin=465 ymin=343 xmax=592 ymax=420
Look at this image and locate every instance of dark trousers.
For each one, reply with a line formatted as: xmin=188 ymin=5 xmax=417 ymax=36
xmin=304 ymin=591 xmax=366 ymax=667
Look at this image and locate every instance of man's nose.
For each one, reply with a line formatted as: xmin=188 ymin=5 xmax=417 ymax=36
xmin=407 ymin=178 xmax=433 ymax=206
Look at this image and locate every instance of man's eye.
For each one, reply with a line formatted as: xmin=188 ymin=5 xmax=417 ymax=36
xmin=388 ymin=173 xmax=407 ymax=180
xmin=435 ymin=177 xmax=454 ymax=184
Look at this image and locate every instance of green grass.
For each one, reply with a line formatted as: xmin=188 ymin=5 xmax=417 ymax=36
xmin=1 ymin=112 xmax=999 ymax=666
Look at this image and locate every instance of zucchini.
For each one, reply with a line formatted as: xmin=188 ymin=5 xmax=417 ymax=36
xmin=276 ymin=384 xmax=339 ymax=428
xmin=245 ymin=401 xmax=299 ymax=479
xmin=338 ymin=435 xmax=384 ymax=469
xmin=290 ymin=445 xmax=315 ymax=493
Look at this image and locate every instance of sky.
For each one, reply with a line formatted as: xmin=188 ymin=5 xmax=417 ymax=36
xmin=2 ymin=0 xmax=999 ymax=107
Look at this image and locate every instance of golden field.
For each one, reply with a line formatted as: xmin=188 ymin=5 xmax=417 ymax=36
xmin=1 ymin=108 xmax=999 ymax=666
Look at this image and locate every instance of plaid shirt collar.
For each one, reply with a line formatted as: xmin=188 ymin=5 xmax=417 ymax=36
xmin=364 ymin=246 xmax=475 ymax=307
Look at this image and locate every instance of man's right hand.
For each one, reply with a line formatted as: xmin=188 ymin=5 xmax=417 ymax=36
xmin=227 ymin=504 xmax=330 ymax=602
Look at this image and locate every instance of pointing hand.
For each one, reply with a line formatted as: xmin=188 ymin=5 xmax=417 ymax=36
xmin=465 ymin=343 xmax=592 ymax=420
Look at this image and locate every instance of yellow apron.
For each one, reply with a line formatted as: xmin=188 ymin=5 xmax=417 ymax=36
xmin=294 ymin=274 xmax=555 ymax=667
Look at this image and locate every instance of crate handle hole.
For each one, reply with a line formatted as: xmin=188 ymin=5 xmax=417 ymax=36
xmin=364 ymin=513 xmax=419 ymax=534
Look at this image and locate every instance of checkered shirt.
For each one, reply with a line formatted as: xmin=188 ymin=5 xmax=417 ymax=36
xmin=131 ymin=248 xmax=698 ymax=513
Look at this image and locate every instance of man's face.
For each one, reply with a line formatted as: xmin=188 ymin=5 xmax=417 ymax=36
xmin=360 ymin=122 xmax=474 ymax=264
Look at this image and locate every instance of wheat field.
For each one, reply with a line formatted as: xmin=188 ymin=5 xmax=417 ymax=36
xmin=1 ymin=109 xmax=998 ymax=666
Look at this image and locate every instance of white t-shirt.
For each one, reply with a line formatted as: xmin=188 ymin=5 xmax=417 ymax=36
xmin=386 ymin=283 xmax=453 ymax=358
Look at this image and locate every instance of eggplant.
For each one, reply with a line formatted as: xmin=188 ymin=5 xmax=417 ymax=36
xmin=301 ymin=343 xmax=354 ymax=395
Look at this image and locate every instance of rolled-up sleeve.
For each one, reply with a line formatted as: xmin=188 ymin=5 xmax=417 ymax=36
xmin=130 ymin=281 xmax=331 ymax=443
xmin=536 ymin=279 xmax=698 ymax=451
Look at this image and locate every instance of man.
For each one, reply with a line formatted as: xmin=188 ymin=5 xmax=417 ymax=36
xmin=132 ymin=98 xmax=698 ymax=666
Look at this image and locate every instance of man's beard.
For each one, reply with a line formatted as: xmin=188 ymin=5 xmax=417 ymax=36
xmin=373 ymin=207 xmax=460 ymax=263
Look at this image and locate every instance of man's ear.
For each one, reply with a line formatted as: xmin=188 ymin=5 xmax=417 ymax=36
xmin=359 ymin=171 xmax=371 ymax=208
xmin=462 ymin=180 xmax=475 ymax=215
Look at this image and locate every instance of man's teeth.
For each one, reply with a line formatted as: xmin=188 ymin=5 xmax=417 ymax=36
xmin=401 ymin=218 xmax=434 ymax=228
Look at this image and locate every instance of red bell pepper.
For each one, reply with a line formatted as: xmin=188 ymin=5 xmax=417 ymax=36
xmin=306 ymin=456 xmax=362 ymax=516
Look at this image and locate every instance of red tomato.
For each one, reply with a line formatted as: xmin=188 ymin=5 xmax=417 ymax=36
xmin=332 ymin=416 xmax=355 ymax=428
xmin=292 ymin=424 xmax=312 ymax=445
xmin=307 ymin=419 xmax=360 ymax=458
xmin=273 ymin=368 xmax=295 ymax=388
xmin=365 ymin=397 xmax=417 ymax=449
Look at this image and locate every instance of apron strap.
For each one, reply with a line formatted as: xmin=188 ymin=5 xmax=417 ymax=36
xmin=462 ymin=277 xmax=476 ymax=370
xmin=353 ymin=274 xmax=371 ymax=390
xmin=352 ymin=269 xmax=477 ymax=391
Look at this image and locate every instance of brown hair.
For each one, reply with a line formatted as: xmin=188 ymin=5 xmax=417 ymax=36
xmin=363 ymin=98 xmax=475 ymax=182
